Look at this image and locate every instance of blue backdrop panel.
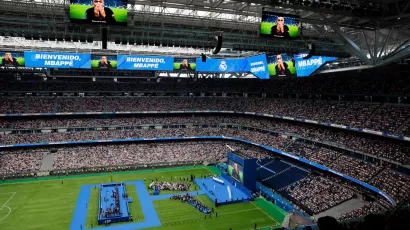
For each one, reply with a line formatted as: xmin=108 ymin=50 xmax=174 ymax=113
xmin=24 ymin=51 xmax=91 ymax=68
xmin=246 ymin=54 xmax=269 ymax=79
xmin=117 ymin=55 xmax=174 ymax=70
xmin=294 ymin=54 xmax=338 ymax=77
xmin=195 ymin=57 xmax=248 ymax=72
xmin=196 ymin=55 xmax=269 ymax=79
xmin=227 ymin=152 xmax=256 ymax=191
xmin=243 ymin=158 xmax=256 ymax=191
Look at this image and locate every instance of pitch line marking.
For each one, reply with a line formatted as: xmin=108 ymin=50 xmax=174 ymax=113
xmin=219 ymin=208 xmax=258 ymax=215
xmin=0 ymin=192 xmax=16 ymax=221
xmin=0 ymin=192 xmax=16 ymax=195
xmin=250 ymin=202 xmax=279 ymax=225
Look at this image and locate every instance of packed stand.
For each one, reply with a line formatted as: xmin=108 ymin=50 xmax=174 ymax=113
xmin=284 ymin=140 xmax=318 ymax=158
xmin=0 ymin=127 xmax=291 ymax=151
xmin=369 ymin=168 xmax=410 ymax=203
xmin=1 ymin=114 xmax=409 ymax=165
xmin=1 ymin=96 xmax=409 ymax=136
xmin=364 ymin=105 xmax=410 ymax=134
xmin=4 ymin=76 xmax=410 ymax=95
xmin=309 ymin=148 xmax=341 ymax=167
xmin=0 ymin=150 xmax=44 ymax=175
xmin=284 ymin=175 xmax=355 ymax=214
xmin=50 ymin=141 xmax=270 ymax=170
xmin=329 ymin=155 xmax=383 ymax=182
xmin=338 ymin=202 xmax=382 ymax=221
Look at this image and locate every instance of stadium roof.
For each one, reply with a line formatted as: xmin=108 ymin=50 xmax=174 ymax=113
xmin=0 ymin=0 xmax=409 ymax=71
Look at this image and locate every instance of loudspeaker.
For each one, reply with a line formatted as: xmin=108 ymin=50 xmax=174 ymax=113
xmin=101 ymin=28 xmax=108 ymax=49
xmin=303 ymin=43 xmax=315 ymax=59
xmin=201 ymin=53 xmax=206 ymax=62
xmin=212 ymin=35 xmax=223 ymax=55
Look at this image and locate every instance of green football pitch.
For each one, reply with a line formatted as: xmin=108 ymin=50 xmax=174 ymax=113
xmin=0 ymin=166 xmax=285 ymax=230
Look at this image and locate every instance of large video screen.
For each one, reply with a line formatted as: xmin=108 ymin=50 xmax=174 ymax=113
xmin=294 ymin=54 xmax=338 ymax=77
xmin=227 ymin=160 xmax=243 ymax=183
xmin=91 ymin=55 xmax=117 ymax=69
xmin=0 ymin=51 xmax=25 ymax=67
xmin=195 ymin=54 xmax=269 ymax=79
xmin=117 ymin=55 xmax=174 ymax=70
xmin=174 ymin=58 xmax=196 ymax=71
xmin=69 ymin=0 xmax=128 ymax=25
xmin=260 ymin=11 xmax=300 ymax=38
xmin=24 ymin=52 xmax=91 ymax=69
xmin=267 ymin=53 xmax=296 ymax=78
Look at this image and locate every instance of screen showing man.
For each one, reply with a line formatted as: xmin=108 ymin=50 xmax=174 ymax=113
xmin=98 ymin=56 xmax=112 ymax=69
xmin=267 ymin=53 xmax=296 ymax=78
xmin=227 ymin=160 xmax=243 ymax=183
xmin=180 ymin=59 xmax=192 ymax=70
xmin=86 ymin=0 xmax=117 ymax=23
xmin=0 ymin=52 xmax=24 ymax=67
xmin=69 ymin=0 xmax=128 ymax=25
xmin=275 ymin=54 xmax=291 ymax=77
xmin=260 ymin=12 xmax=300 ymax=38
xmin=173 ymin=58 xmax=196 ymax=71
xmin=270 ymin=17 xmax=290 ymax=38
xmin=91 ymin=55 xmax=117 ymax=69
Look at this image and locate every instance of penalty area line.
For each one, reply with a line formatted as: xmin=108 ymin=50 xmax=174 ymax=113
xmin=0 ymin=192 xmax=16 ymax=221
xmin=250 ymin=202 xmax=279 ymax=225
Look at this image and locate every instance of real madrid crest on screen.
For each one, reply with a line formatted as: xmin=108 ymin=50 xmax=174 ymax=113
xmin=219 ymin=61 xmax=228 ymax=71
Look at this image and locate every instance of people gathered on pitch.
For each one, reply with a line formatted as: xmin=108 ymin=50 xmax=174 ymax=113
xmin=149 ymin=181 xmax=190 ymax=191
xmin=100 ymin=185 xmax=123 ymax=218
xmin=170 ymin=193 xmax=211 ymax=214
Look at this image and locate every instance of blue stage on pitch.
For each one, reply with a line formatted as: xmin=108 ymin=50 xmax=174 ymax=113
xmin=194 ymin=177 xmax=251 ymax=205
xmin=98 ymin=183 xmax=131 ymax=224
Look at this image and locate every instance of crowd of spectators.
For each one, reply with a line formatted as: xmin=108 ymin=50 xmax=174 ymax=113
xmin=0 ymin=127 xmax=292 ymax=151
xmin=329 ymin=155 xmax=383 ymax=182
xmin=284 ymin=175 xmax=355 ymax=214
xmin=338 ymin=202 xmax=382 ymax=221
xmin=51 ymin=141 xmax=229 ymax=170
xmin=0 ymin=96 xmax=409 ymax=137
xmin=0 ymin=141 xmax=270 ymax=173
xmin=364 ymin=105 xmax=410 ymax=134
xmin=101 ymin=185 xmax=122 ymax=218
xmin=149 ymin=181 xmax=190 ymax=191
xmin=369 ymin=169 xmax=410 ymax=203
xmin=1 ymin=113 xmax=409 ymax=171
xmin=2 ymin=111 xmax=409 ymax=165
xmin=0 ymin=150 xmax=44 ymax=174
xmin=3 ymin=76 xmax=410 ymax=95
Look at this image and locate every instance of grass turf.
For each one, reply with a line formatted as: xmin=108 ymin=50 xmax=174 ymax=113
xmin=151 ymin=195 xmax=281 ymax=230
xmin=0 ymin=166 xmax=283 ymax=230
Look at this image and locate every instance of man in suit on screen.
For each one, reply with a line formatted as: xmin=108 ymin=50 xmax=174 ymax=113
xmin=232 ymin=163 xmax=241 ymax=182
xmin=270 ymin=17 xmax=290 ymax=38
xmin=85 ymin=0 xmax=116 ymax=23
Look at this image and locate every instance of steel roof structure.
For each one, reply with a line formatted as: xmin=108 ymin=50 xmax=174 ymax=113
xmin=0 ymin=0 xmax=409 ymax=72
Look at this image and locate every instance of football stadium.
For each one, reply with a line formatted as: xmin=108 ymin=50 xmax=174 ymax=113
xmin=1 ymin=1 xmax=410 ymax=230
